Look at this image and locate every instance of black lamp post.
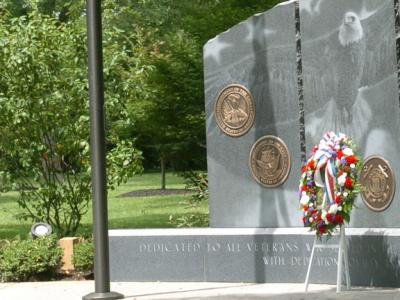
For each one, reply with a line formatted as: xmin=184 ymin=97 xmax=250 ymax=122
xmin=83 ymin=1 xmax=123 ymax=299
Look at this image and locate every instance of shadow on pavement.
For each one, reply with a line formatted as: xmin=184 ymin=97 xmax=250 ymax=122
xmin=131 ymin=288 xmax=400 ymax=300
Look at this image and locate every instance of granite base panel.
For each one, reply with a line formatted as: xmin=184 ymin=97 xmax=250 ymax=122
xmin=109 ymin=228 xmax=400 ymax=287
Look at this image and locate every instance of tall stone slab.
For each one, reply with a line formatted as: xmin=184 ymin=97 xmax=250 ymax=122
xmin=300 ymin=0 xmax=400 ymax=227
xmin=203 ymin=1 xmax=301 ymax=227
xmin=109 ymin=0 xmax=400 ymax=285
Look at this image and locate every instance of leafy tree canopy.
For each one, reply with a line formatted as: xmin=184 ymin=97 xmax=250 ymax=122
xmin=0 ymin=1 xmax=146 ymax=236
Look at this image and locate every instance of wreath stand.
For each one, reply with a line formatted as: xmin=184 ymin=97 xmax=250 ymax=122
xmin=304 ymin=225 xmax=350 ymax=293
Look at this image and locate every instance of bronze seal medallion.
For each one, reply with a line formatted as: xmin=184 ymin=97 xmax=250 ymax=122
xmin=249 ymin=135 xmax=291 ymax=188
xmin=214 ymin=84 xmax=255 ymax=137
xmin=360 ymin=156 xmax=395 ymax=212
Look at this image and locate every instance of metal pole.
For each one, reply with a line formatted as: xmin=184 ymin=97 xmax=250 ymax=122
xmin=83 ymin=1 xmax=123 ymax=299
xmin=304 ymin=235 xmax=316 ymax=292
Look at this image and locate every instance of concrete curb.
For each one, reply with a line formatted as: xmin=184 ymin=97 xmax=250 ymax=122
xmin=0 ymin=282 xmax=399 ymax=300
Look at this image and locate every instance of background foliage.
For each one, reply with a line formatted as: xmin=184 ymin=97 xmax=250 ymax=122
xmin=72 ymin=238 xmax=94 ymax=273
xmin=0 ymin=0 xmax=283 ymax=237
xmin=1 ymin=0 xmax=283 ymax=171
xmin=0 ymin=235 xmax=62 ymax=282
xmin=0 ymin=1 xmax=144 ymax=236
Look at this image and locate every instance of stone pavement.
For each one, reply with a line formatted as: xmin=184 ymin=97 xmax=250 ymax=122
xmin=0 ymin=281 xmax=399 ymax=300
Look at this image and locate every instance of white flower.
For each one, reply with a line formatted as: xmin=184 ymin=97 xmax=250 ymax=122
xmin=338 ymin=206 xmax=342 ymax=211
xmin=337 ymin=192 xmax=342 ymax=196
xmin=300 ymin=194 xmax=310 ymax=206
xmin=309 ymin=217 xmax=314 ymax=222
xmin=343 ymin=192 xmax=348 ymax=197
xmin=321 ymin=210 xmax=327 ymax=221
xmin=343 ymin=148 xmax=354 ymax=156
xmin=309 ymin=203 xmax=314 ymax=207
xmin=329 ymin=204 xmax=338 ymax=214
xmin=338 ymin=173 xmax=347 ymax=186
xmin=350 ymin=163 xmax=356 ymax=169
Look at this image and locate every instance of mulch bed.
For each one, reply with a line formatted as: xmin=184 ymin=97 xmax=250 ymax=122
xmin=118 ymin=188 xmax=194 ymax=198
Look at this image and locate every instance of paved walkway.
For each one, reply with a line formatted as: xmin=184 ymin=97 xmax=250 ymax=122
xmin=0 ymin=281 xmax=399 ymax=300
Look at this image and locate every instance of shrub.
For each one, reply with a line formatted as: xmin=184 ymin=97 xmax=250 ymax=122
xmin=169 ymin=214 xmax=209 ymax=228
xmin=0 ymin=235 xmax=62 ymax=282
xmin=72 ymin=239 xmax=94 ymax=273
xmin=0 ymin=5 xmax=144 ymax=237
xmin=181 ymin=171 xmax=208 ymax=205
xmin=171 ymin=171 xmax=209 ymax=228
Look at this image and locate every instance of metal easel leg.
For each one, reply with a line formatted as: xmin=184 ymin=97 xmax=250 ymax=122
xmin=343 ymin=227 xmax=351 ymax=290
xmin=304 ymin=236 xmax=317 ymax=292
xmin=336 ymin=226 xmax=344 ymax=293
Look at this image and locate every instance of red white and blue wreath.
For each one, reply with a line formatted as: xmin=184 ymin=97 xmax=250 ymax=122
xmin=299 ymin=131 xmax=362 ymax=237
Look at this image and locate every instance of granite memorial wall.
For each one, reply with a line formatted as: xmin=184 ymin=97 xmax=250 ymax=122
xmin=109 ymin=0 xmax=400 ymax=285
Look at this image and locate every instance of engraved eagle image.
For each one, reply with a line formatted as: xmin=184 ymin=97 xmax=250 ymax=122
xmin=302 ymin=2 xmax=396 ymax=144
xmin=335 ymin=11 xmax=365 ymax=123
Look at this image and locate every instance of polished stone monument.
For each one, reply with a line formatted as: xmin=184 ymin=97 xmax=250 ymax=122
xmin=300 ymin=0 xmax=400 ymax=227
xmin=204 ymin=0 xmax=301 ymax=228
xmin=109 ymin=0 xmax=400 ymax=286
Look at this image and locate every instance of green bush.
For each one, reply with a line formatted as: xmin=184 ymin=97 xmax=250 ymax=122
xmin=0 ymin=235 xmax=62 ymax=282
xmin=72 ymin=239 xmax=94 ymax=273
xmin=171 ymin=171 xmax=209 ymax=228
xmin=181 ymin=171 xmax=208 ymax=205
xmin=169 ymin=214 xmax=209 ymax=228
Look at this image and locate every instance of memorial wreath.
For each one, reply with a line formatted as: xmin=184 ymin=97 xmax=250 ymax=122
xmin=299 ymin=131 xmax=362 ymax=237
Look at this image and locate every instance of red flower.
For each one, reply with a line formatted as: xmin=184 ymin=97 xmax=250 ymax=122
xmin=346 ymin=155 xmax=356 ymax=164
xmin=335 ymin=195 xmax=342 ymax=204
xmin=344 ymin=177 xmax=353 ymax=189
xmin=338 ymin=170 xmax=344 ymax=176
xmin=335 ymin=214 xmax=344 ymax=224
xmin=301 ymin=165 xmax=307 ymax=173
xmin=326 ymin=213 xmax=333 ymax=222
xmin=337 ymin=150 xmax=344 ymax=159
xmin=319 ymin=226 xmax=327 ymax=234
xmin=308 ymin=160 xmax=315 ymax=169
xmin=300 ymin=185 xmax=307 ymax=192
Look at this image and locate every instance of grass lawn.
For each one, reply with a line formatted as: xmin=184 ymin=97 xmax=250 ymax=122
xmin=0 ymin=172 xmax=209 ymax=239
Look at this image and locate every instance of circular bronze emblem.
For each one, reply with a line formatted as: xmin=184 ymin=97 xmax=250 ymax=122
xmin=360 ymin=156 xmax=396 ymax=212
xmin=214 ymin=84 xmax=255 ymax=137
xmin=249 ymin=135 xmax=291 ymax=188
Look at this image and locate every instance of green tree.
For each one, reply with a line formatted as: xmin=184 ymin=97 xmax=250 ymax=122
xmin=124 ymin=0 xmax=283 ymax=186
xmin=0 ymin=4 xmax=147 ymax=236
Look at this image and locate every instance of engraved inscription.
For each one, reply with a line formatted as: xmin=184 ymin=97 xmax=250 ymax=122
xmin=249 ymin=135 xmax=291 ymax=187
xmin=360 ymin=156 xmax=396 ymax=212
xmin=214 ymin=84 xmax=255 ymax=137
xmin=136 ymin=240 xmax=383 ymax=269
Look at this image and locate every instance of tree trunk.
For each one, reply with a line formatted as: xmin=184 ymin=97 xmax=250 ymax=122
xmin=161 ymin=156 xmax=166 ymax=190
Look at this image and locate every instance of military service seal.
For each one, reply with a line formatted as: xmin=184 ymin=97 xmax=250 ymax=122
xmin=249 ymin=135 xmax=291 ymax=187
xmin=360 ymin=156 xmax=395 ymax=212
xmin=214 ymin=84 xmax=255 ymax=137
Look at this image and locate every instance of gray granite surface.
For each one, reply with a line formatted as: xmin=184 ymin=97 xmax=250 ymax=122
xmin=204 ymin=1 xmax=301 ymax=228
xmin=109 ymin=0 xmax=400 ymax=287
xmin=109 ymin=229 xmax=400 ymax=286
xmin=300 ymin=0 xmax=400 ymax=227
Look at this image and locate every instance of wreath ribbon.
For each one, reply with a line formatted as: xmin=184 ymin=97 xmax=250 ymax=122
xmin=313 ymin=132 xmax=343 ymax=206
